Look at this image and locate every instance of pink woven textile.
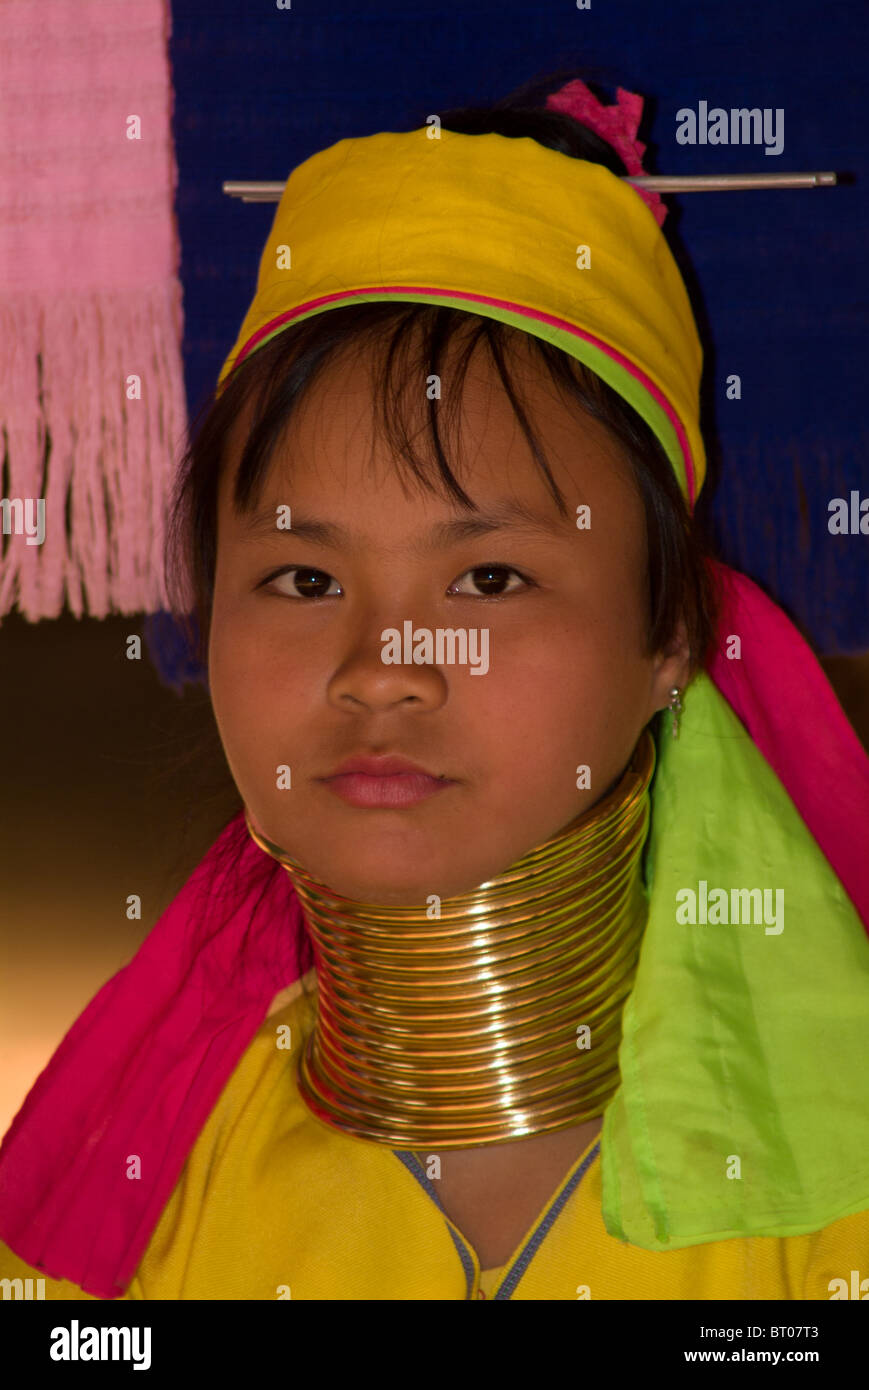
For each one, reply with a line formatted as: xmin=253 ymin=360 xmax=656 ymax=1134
xmin=0 ymin=0 xmax=186 ymax=623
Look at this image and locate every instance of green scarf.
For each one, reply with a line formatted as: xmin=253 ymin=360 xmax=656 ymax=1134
xmin=603 ymin=670 xmax=869 ymax=1248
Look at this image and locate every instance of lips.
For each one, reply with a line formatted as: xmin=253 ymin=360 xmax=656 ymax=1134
xmin=319 ymin=755 xmax=456 ymax=809
xmin=325 ymin=755 xmax=443 ymax=779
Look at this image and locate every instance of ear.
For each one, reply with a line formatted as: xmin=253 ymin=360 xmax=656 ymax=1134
xmin=646 ymin=618 xmax=694 ymax=723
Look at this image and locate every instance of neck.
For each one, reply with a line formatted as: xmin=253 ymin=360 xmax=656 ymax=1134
xmin=245 ymin=729 xmax=656 ymax=1149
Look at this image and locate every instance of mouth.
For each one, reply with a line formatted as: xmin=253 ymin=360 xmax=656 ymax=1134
xmin=318 ymin=757 xmax=457 ymax=809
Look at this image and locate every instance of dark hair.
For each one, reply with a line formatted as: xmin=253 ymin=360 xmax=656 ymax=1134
xmin=165 ymin=73 xmax=719 ymax=682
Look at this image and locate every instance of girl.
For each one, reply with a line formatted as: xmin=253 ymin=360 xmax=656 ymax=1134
xmin=1 ymin=74 xmax=868 ymax=1302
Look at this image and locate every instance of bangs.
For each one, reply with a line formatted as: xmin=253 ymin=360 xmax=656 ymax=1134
xmin=165 ymin=300 xmax=716 ymax=675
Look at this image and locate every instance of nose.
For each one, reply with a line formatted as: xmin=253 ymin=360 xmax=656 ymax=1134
xmin=327 ymin=620 xmax=449 ymax=713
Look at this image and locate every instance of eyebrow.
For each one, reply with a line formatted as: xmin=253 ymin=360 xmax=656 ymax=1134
xmin=238 ymin=498 xmax=568 ymax=549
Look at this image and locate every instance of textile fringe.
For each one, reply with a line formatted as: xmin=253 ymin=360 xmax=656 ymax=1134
xmin=0 ymin=281 xmax=188 ymax=623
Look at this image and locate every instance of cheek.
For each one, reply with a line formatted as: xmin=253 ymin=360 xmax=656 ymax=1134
xmin=207 ymin=598 xmax=306 ymax=786
xmin=490 ymin=606 xmax=651 ymax=787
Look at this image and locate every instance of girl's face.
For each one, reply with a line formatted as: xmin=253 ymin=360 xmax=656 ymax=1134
xmin=209 ymin=333 xmax=690 ymax=904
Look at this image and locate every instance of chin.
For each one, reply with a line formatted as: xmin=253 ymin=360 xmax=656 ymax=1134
xmin=298 ymin=861 xmax=461 ymax=907
xmin=287 ymin=846 xmax=494 ymax=907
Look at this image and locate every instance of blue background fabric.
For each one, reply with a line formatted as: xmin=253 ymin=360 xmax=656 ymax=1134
xmin=148 ymin=0 xmax=868 ymax=688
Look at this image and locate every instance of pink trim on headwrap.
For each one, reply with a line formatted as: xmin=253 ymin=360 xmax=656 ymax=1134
xmin=706 ymin=559 xmax=869 ymax=930
xmin=544 ymin=80 xmax=668 ymax=228
xmin=225 ymin=287 xmax=698 ymax=506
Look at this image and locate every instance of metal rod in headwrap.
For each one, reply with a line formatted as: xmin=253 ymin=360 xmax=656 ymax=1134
xmin=222 ymin=171 xmax=838 ymax=202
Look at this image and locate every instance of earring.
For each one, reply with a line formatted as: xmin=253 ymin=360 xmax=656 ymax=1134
xmin=668 ymin=686 xmax=683 ymax=739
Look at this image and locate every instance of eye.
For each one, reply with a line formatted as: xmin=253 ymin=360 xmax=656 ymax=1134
xmin=264 ymin=566 xmax=343 ymax=599
xmin=447 ymin=564 xmax=532 ymax=598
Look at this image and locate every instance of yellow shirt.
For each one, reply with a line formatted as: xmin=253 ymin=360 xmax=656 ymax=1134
xmin=2 ymin=970 xmax=867 ymax=1301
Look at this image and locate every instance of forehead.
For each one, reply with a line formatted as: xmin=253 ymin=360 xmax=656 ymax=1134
xmin=218 ymin=326 xmax=639 ymax=521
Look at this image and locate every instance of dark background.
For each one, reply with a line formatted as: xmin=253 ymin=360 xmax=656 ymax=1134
xmin=2 ymin=0 xmax=867 ymax=1138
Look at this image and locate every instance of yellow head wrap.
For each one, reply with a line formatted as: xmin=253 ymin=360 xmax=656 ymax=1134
xmin=217 ymin=128 xmax=705 ymax=506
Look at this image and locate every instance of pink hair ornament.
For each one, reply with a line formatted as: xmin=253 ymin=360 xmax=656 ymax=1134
xmin=544 ymin=79 xmax=668 ymax=226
